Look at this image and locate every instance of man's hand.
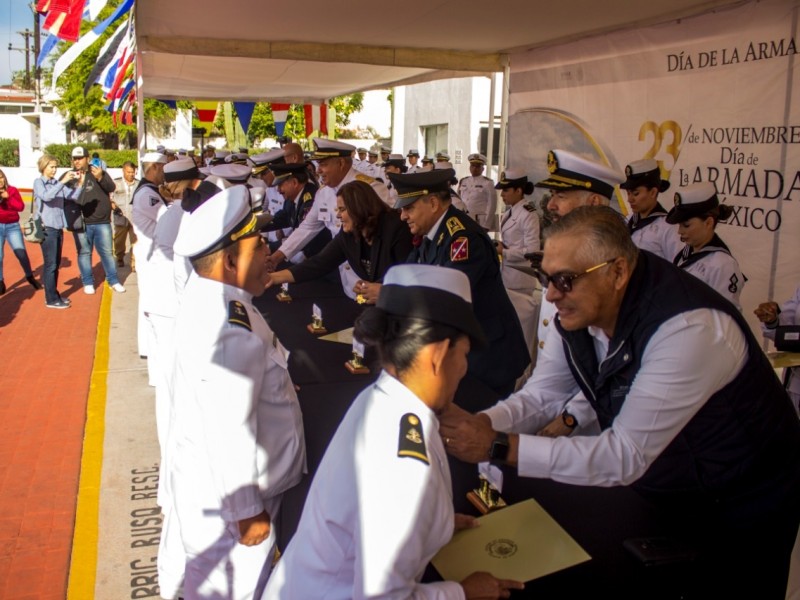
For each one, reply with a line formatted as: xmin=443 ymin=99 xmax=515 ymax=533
xmin=237 ymin=510 xmax=271 ymax=546
xmin=754 ymin=301 xmax=780 ymax=325
xmin=460 ymin=572 xmax=524 ymax=599
xmin=536 ymin=416 xmax=573 ymax=438
xmin=89 ymin=165 xmax=103 ymax=180
xmin=439 ymin=404 xmax=495 ymax=463
xmin=267 ymin=250 xmax=286 ymax=270
xmin=353 ymin=280 xmax=381 ymax=304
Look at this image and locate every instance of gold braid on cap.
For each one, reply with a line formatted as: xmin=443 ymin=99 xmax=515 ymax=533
xmin=397 ymin=189 xmax=429 ymax=199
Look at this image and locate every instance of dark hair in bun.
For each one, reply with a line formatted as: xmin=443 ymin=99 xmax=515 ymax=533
xmin=354 ymin=307 xmax=462 ymax=375
xmin=702 ymin=203 xmax=733 ymax=225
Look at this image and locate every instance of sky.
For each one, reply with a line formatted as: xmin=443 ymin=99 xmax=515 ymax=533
xmin=0 ymin=0 xmax=38 ymax=86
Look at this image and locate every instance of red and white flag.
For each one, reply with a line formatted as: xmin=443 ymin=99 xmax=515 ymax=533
xmin=304 ymin=103 xmax=328 ymax=137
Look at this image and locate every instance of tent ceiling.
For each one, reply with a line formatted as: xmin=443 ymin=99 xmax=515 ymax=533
xmin=136 ymin=0 xmax=746 ymax=102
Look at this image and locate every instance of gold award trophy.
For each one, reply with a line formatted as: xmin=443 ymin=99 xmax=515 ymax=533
xmin=277 ymin=282 xmax=292 ymax=302
xmin=307 ymin=303 xmax=328 ymax=335
xmin=467 ymin=476 xmax=507 ymax=515
xmin=345 ymin=339 xmax=369 ymax=374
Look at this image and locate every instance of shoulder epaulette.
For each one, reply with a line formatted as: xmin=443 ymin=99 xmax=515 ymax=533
xmin=302 ymin=191 xmax=313 ymax=202
xmin=523 ymin=203 xmax=536 ymax=212
xmin=228 ymin=300 xmax=251 ymax=331
xmin=355 ymin=173 xmax=375 ymax=183
xmin=446 ymin=216 xmax=465 ymax=237
xmin=398 ymin=413 xmax=428 ymax=465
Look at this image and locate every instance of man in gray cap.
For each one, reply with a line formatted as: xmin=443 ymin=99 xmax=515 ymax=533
xmin=267 ymin=138 xmax=389 ymax=298
xmin=168 ymin=186 xmax=305 ymax=600
xmin=406 ymin=149 xmax=422 ymax=173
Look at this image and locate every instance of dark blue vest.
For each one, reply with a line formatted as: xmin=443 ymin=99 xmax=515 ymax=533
xmin=556 ymin=251 xmax=800 ymax=509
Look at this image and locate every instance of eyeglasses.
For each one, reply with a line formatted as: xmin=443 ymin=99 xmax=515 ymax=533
xmin=533 ymin=258 xmax=617 ymax=293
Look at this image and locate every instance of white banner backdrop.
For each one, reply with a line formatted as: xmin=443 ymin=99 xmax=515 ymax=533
xmin=507 ymin=0 xmax=799 ymax=338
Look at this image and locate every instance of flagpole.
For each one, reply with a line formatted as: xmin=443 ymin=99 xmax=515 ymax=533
xmin=135 ymin=38 xmax=145 ymax=160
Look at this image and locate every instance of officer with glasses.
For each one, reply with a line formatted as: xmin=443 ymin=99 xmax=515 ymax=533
xmin=439 ymin=205 xmax=800 ymax=600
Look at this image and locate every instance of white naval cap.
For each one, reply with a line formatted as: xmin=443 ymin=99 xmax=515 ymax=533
xmin=621 ymin=158 xmax=670 ymax=192
xmin=310 ymin=137 xmax=356 ymax=160
xmin=214 ymin=150 xmax=231 ymax=160
xmin=435 ymin=150 xmax=451 ymax=161
xmin=250 ymin=148 xmax=286 ymax=174
xmin=666 ymin=182 xmax=719 ymax=224
xmin=163 ymin=158 xmax=199 ymax=182
xmin=495 ymin=168 xmax=532 ymax=192
xmin=174 ymin=186 xmax=269 ymax=259
xmin=357 ymin=147 xmax=368 ymax=153
xmin=535 ymin=149 xmax=624 ymax=199
xmin=468 ymin=153 xmax=487 ymax=165
xmin=406 ymin=148 xmax=420 ymax=157
xmin=384 ymin=154 xmax=406 ymax=168
xmin=209 ymin=163 xmax=252 ymax=184
xmin=225 ymin=152 xmax=250 ymax=164
xmin=377 ymin=264 xmax=486 ymax=347
xmin=141 ymin=151 xmax=167 ymax=164
xmin=367 ymin=148 xmax=378 ymax=157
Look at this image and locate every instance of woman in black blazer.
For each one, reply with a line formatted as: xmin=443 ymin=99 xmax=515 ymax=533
xmin=268 ymin=180 xmax=413 ymax=295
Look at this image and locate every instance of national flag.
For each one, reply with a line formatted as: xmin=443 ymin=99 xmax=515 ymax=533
xmin=271 ymin=103 xmax=290 ymax=137
xmin=47 ymin=0 xmax=134 ymax=98
xmin=82 ymin=17 xmax=128 ymax=96
xmin=40 ymin=0 xmax=84 ymax=42
xmin=304 ymin=103 xmax=328 ymax=137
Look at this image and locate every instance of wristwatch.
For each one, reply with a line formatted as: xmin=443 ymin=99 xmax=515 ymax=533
xmin=562 ymin=409 xmax=578 ymax=430
xmin=488 ymin=432 xmax=510 ymax=465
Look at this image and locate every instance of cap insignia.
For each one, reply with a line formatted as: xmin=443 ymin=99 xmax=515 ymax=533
xmin=547 ymin=151 xmax=558 ymax=174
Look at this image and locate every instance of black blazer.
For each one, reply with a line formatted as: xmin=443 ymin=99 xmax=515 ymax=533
xmin=408 ymin=205 xmax=529 ymax=397
xmin=289 ymin=209 xmax=413 ymax=283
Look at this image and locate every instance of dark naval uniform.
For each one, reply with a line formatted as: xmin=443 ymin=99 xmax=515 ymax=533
xmin=409 ymin=205 xmax=529 ymax=398
xmin=263 ymin=182 xmax=330 ymax=257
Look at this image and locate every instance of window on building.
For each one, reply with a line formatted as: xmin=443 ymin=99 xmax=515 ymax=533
xmin=422 ymin=124 xmax=448 ymax=158
xmin=479 ymin=124 xmax=501 ymax=165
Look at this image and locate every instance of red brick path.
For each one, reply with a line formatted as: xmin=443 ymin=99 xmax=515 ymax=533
xmin=0 ymin=233 xmax=102 ymax=599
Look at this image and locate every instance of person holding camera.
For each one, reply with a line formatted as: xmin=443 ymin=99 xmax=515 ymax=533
xmin=69 ymin=146 xmax=125 ymax=295
xmin=0 ymin=167 xmax=41 ymax=296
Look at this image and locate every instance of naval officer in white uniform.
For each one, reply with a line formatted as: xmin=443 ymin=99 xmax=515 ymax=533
xmin=169 ymin=186 xmax=306 ymax=600
xmin=263 ymin=264 xmax=523 ymax=600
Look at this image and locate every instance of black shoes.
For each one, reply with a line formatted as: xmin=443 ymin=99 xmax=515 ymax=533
xmin=26 ymin=276 xmax=42 ymax=290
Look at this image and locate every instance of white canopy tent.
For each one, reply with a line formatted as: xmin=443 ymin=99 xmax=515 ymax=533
xmin=134 ymin=0 xmax=746 ymax=103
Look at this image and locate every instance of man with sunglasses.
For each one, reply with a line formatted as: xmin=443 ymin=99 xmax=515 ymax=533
xmin=440 ymin=206 xmax=800 ymax=599
xmin=167 ymin=186 xmax=306 ymax=600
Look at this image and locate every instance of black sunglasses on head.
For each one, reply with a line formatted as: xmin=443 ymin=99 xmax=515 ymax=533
xmin=533 ymin=258 xmax=618 ymax=293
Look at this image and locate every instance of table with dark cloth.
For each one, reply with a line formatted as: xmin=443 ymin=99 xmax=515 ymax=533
xmin=255 ymin=279 xmax=693 ymax=599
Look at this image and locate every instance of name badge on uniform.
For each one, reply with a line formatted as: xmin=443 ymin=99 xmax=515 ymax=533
xmin=319 ymin=207 xmax=331 ymax=222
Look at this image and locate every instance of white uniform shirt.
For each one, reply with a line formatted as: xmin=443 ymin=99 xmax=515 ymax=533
xmin=675 ymin=244 xmax=745 ymax=310
xmin=483 ymin=308 xmax=747 ymax=486
xmin=144 ymin=201 xmax=184 ymax=317
xmin=500 ymin=202 xmax=540 ymax=294
xmin=264 ymin=371 xmax=464 ymax=600
xmin=131 ymin=182 xmax=167 ymax=267
xmin=628 ymin=214 xmax=683 ymax=262
xmin=264 ymin=186 xmax=290 ymax=243
xmin=168 ymin=276 xmax=306 ymax=598
xmin=458 ymin=175 xmax=497 ymax=230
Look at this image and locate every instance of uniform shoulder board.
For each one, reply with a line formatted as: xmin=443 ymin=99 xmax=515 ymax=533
xmin=302 ymin=191 xmax=313 ymax=202
xmin=398 ymin=413 xmax=429 ymax=465
xmin=355 ymin=173 xmax=375 ymax=183
xmin=523 ymin=203 xmax=536 ymax=212
xmin=446 ymin=216 xmax=465 ymax=237
xmin=482 ymin=175 xmax=493 ymax=181
xmin=228 ymin=300 xmax=252 ymax=331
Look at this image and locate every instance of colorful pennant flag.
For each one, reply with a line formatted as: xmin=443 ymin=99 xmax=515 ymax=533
xmin=82 ymin=17 xmax=128 ymax=96
xmin=271 ymin=103 xmax=291 ymax=137
xmin=233 ymin=102 xmax=256 ymax=134
xmin=195 ymin=101 xmax=220 ymax=135
xmin=304 ymin=103 xmax=328 ymax=137
xmin=37 ymin=0 xmax=84 ymax=42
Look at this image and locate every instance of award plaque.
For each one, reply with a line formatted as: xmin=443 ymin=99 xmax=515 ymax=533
xmin=467 ymin=476 xmax=507 ymax=515
xmin=307 ymin=303 xmax=328 ymax=334
xmin=345 ymin=339 xmax=369 ymax=374
xmin=276 ymin=282 xmax=292 ymax=302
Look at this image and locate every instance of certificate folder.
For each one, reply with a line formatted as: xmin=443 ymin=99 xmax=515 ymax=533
xmin=432 ymin=498 xmax=590 ymax=582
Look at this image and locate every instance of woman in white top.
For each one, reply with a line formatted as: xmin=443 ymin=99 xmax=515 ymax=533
xmin=263 ymin=264 xmax=523 ymax=600
xmin=667 ymin=182 xmax=744 ymax=309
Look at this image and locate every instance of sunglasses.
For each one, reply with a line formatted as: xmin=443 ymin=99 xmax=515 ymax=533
xmin=533 ymin=258 xmax=617 ymax=293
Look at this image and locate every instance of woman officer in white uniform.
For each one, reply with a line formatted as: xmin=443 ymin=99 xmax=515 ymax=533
xmin=263 ymin=264 xmax=523 ymax=600
xmin=667 ymin=182 xmax=745 ymax=310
